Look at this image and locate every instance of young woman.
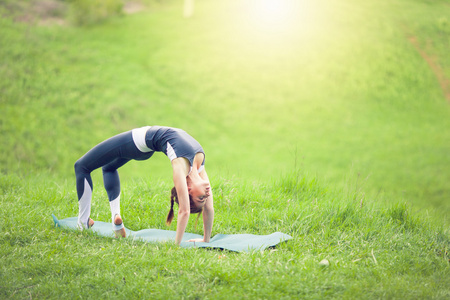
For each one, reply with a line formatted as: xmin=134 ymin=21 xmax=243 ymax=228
xmin=74 ymin=126 xmax=214 ymax=245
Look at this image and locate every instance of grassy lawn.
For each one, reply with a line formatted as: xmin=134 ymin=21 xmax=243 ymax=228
xmin=1 ymin=173 xmax=449 ymax=298
xmin=1 ymin=0 xmax=449 ymax=298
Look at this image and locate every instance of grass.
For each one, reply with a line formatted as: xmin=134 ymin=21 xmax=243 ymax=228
xmin=1 ymin=173 xmax=449 ymax=299
xmin=1 ymin=0 xmax=449 ymax=216
xmin=0 ymin=0 xmax=449 ymax=298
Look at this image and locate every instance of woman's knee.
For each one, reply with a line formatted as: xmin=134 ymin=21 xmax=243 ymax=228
xmin=74 ymin=159 xmax=89 ymax=175
xmin=102 ymin=162 xmax=118 ymax=173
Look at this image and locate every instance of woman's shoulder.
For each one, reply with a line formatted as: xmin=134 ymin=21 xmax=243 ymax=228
xmin=171 ymin=157 xmax=191 ymax=176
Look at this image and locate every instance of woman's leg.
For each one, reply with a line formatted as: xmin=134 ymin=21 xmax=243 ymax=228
xmin=74 ymin=159 xmax=95 ymax=229
xmin=102 ymin=151 xmax=154 ymax=236
xmin=102 ymin=158 xmax=130 ymax=236
xmin=74 ymin=131 xmax=136 ymax=229
xmin=74 ymin=130 xmax=154 ymax=230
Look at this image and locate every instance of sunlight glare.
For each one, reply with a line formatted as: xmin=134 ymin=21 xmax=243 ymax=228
xmin=256 ymin=0 xmax=291 ymax=24
xmin=243 ymin=0 xmax=313 ymax=35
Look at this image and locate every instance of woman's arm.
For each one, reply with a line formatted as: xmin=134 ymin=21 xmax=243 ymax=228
xmin=198 ymin=169 xmax=215 ymax=242
xmin=171 ymin=158 xmax=190 ymax=245
xmin=202 ymin=191 xmax=214 ymax=242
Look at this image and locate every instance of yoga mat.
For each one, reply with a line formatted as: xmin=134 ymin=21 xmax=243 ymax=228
xmin=52 ymin=214 xmax=292 ymax=252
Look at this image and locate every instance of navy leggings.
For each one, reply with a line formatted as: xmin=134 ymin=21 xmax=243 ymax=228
xmin=74 ymin=131 xmax=154 ymax=202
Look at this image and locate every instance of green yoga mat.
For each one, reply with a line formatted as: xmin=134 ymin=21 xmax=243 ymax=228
xmin=52 ymin=214 xmax=292 ymax=252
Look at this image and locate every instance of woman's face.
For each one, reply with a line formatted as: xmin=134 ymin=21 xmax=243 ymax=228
xmin=188 ymin=180 xmax=211 ymax=207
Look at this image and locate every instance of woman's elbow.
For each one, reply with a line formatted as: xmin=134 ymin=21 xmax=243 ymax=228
xmin=178 ymin=209 xmax=190 ymax=218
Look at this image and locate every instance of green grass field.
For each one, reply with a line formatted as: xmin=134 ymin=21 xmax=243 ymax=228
xmin=1 ymin=0 xmax=449 ymax=298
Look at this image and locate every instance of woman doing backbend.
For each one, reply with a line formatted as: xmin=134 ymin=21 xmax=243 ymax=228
xmin=74 ymin=126 xmax=214 ymax=245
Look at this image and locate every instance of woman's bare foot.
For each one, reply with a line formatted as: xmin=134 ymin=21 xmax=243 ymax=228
xmin=114 ymin=214 xmax=126 ymax=238
xmin=88 ymin=218 xmax=95 ymax=227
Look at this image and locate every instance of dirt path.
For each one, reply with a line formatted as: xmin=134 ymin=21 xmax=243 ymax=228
xmin=123 ymin=1 xmax=146 ymax=14
xmin=3 ymin=0 xmax=145 ymax=25
xmin=408 ymin=36 xmax=450 ymax=102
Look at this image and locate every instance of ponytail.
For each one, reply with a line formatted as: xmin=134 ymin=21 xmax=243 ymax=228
xmin=166 ymin=187 xmax=177 ymax=225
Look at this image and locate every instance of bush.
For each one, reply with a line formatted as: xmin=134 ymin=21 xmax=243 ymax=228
xmin=69 ymin=0 xmax=123 ymax=26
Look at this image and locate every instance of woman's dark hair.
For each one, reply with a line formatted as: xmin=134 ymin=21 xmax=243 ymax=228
xmin=166 ymin=187 xmax=203 ymax=226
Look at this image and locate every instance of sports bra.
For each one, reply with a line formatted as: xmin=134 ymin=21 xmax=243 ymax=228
xmin=132 ymin=126 xmax=205 ymax=173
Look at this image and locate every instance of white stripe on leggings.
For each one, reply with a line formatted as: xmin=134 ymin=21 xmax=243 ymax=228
xmin=77 ymin=178 xmax=92 ymax=229
xmin=110 ymin=196 xmax=124 ymax=230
